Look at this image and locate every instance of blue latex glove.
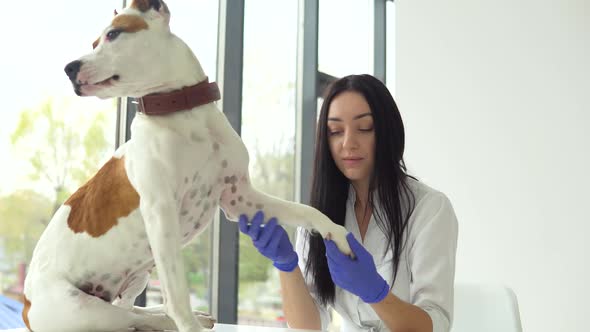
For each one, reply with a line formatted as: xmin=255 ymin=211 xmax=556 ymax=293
xmin=238 ymin=211 xmax=298 ymax=272
xmin=324 ymin=233 xmax=390 ymax=303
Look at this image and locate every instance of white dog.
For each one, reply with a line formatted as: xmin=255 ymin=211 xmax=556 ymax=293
xmin=22 ymin=1 xmax=351 ymax=331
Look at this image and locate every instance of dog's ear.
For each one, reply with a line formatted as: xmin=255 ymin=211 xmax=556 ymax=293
xmin=130 ymin=0 xmax=170 ymax=17
xmin=129 ymin=0 xmax=170 ymax=26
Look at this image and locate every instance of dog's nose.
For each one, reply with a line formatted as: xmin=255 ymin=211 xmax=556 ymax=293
xmin=64 ymin=60 xmax=82 ymax=81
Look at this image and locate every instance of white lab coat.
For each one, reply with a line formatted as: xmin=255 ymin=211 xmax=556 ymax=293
xmin=295 ymin=178 xmax=458 ymax=332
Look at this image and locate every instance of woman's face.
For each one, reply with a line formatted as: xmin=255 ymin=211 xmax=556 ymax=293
xmin=327 ymin=91 xmax=376 ymax=185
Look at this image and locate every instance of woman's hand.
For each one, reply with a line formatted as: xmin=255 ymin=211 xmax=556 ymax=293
xmin=324 ymin=233 xmax=390 ymax=303
xmin=238 ymin=211 xmax=299 ymax=272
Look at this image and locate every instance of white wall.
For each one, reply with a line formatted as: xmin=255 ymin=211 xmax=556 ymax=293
xmin=395 ymin=1 xmax=590 ymax=331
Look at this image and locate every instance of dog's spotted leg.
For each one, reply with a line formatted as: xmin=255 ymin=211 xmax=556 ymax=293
xmin=139 ymin=198 xmax=204 ymax=332
xmin=219 ymin=175 xmax=352 ymax=256
xmin=128 ymin=161 xmax=204 ymax=332
xmin=204 ymin=110 xmax=351 ymax=255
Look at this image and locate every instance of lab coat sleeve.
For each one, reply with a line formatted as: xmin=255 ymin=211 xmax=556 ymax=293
xmin=293 ymin=226 xmax=331 ymax=330
xmin=408 ymin=192 xmax=459 ymax=332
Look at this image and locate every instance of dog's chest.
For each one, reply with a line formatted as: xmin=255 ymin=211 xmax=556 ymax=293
xmin=176 ymin=166 xmax=223 ymax=243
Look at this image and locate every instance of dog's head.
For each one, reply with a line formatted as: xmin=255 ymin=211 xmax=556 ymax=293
xmin=64 ymin=0 xmax=205 ymax=99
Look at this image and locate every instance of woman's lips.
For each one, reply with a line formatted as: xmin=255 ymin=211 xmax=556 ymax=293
xmin=342 ymin=158 xmax=363 ymax=167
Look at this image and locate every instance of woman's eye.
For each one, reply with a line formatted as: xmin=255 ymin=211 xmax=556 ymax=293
xmin=329 ymin=130 xmax=342 ymax=136
xmin=359 ymin=127 xmax=374 ymax=132
xmin=106 ymin=30 xmax=122 ymax=41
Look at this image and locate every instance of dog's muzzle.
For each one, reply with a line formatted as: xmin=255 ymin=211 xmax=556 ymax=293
xmin=65 ymin=60 xmax=82 ymax=82
xmin=64 ymin=60 xmax=82 ymax=95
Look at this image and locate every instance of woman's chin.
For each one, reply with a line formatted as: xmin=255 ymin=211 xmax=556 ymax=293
xmin=341 ymin=169 xmax=369 ymax=183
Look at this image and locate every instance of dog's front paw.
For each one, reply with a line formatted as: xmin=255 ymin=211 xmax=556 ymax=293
xmin=184 ymin=326 xmax=214 ymax=332
xmin=195 ymin=312 xmax=216 ymax=329
xmin=326 ymin=224 xmax=353 ymax=257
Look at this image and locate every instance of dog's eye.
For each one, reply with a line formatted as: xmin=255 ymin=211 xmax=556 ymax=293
xmin=106 ymin=29 xmax=122 ymax=41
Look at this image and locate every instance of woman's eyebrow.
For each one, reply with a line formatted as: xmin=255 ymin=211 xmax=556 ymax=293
xmin=353 ymin=112 xmax=373 ymax=120
xmin=328 ymin=112 xmax=373 ymax=122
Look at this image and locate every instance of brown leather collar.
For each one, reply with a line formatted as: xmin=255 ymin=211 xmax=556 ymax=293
xmin=137 ymin=77 xmax=220 ymax=115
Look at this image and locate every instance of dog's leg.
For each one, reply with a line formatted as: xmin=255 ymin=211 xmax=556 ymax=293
xmin=133 ymin=305 xmax=216 ymax=329
xmin=129 ymin=163 xmax=206 ymax=332
xmin=111 ymin=271 xmax=213 ymax=328
xmin=219 ymin=177 xmax=352 ymax=256
xmin=112 ymin=271 xmax=150 ymax=309
xmin=26 ymin=279 xmax=184 ymax=332
xmin=206 ymin=110 xmax=351 ymax=255
xmin=138 ymin=196 xmax=206 ymax=332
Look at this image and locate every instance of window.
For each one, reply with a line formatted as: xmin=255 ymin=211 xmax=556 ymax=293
xmin=238 ymin=0 xmax=298 ymax=327
xmin=1 ymin=1 xmax=393 ymax=329
xmin=386 ymin=0 xmax=396 ymax=94
xmin=0 ymin=0 xmax=121 ymax=303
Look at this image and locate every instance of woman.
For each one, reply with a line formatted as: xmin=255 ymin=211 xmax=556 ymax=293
xmin=239 ymin=74 xmax=458 ymax=332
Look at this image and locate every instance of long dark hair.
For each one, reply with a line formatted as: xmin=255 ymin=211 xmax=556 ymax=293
xmin=304 ymin=74 xmax=415 ymax=306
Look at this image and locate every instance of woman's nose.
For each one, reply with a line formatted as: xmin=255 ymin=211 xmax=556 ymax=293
xmin=342 ymin=131 xmax=359 ymax=149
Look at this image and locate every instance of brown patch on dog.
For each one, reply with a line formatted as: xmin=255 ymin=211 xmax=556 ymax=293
xmin=130 ymin=0 xmax=169 ymax=13
xmin=22 ymin=295 xmax=32 ymax=331
xmin=131 ymin=0 xmax=158 ymax=13
xmin=65 ymin=157 xmax=140 ymax=237
xmin=92 ymin=37 xmax=100 ymax=49
xmin=111 ymin=14 xmax=149 ymax=33
xmin=131 ymin=0 xmax=170 ymax=14
xmin=131 ymin=0 xmax=152 ymax=12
